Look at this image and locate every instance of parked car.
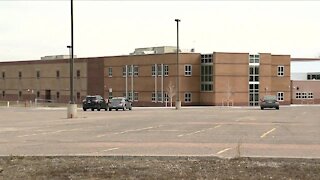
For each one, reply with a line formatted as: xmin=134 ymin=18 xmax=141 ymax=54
xmin=82 ymin=95 xmax=108 ymax=111
xmin=108 ymin=97 xmax=132 ymax=111
xmin=260 ymin=95 xmax=279 ymax=110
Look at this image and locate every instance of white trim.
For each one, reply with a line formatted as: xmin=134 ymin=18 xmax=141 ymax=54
xmin=184 ymin=64 xmax=192 ymax=76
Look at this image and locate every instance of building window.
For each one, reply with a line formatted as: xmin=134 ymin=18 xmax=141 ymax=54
xmin=128 ymin=92 xmax=133 ymax=101
xmin=56 ymin=92 xmax=60 ymax=99
xmin=2 ymin=72 xmax=5 ymax=79
xmin=184 ymin=92 xmax=192 ymax=103
xmin=249 ymin=66 xmax=259 ymax=82
xmin=19 ymin=91 xmax=22 ymax=98
xmin=164 ymin=92 xmax=169 ymax=102
xmin=36 ymin=71 xmax=40 ymax=79
xmin=277 ymin=92 xmax=284 ymax=101
xmin=157 ymin=92 xmax=162 ymax=102
xmin=108 ymin=67 xmax=112 ymax=77
xmin=249 ymin=84 xmax=259 ymax=106
xmin=56 ymin=70 xmax=60 ymax=78
xmin=76 ymin=70 xmax=80 ymax=78
xmin=164 ymin=65 xmax=169 ymax=76
xmin=308 ymin=92 xmax=313 ymax=99
xmin=151 ymin=91 xmax=165 ymax=102
xmin=2 ymin=91 xmax=5 ymax=98
xmin=77 ymin=92 xmax=80 ymax=100
xmin=277 ymin=66 xmax=284 ymax=76
xmin=201 ymin=54 xmax=213 ymax=63
xmin=157 ymin=65 xmax=162 ymax=76
xmin=307 ymin=73 xmax=320 ymax=80
xmin=134 ymin=66 xmax=139 ymax=76
xmin=201 ymin=65 xmax=213 ymax=92
xmin=151 ymin=92 xmax=156 ymax=102
xmin=123 ymin=66 xmax=126 ymax=77
xmin=295 ymin=92 xmax=301 ymax=99
xmin=128 ymin=66 xmax=132 ymax=76
xmin=134 ymin=92 xmax=139 ymax=101
xmin=18 ymin=71 xmax=22 ymax=79
xmin=184 ymin=65 xmax=192 ymax=76
xmin=249 ymin=54 xmax=260 ymax=63
xmin=37 ymin=91 xmax=40 ymax=98
xmin=152 ymin=65 xmax=156 ymax=76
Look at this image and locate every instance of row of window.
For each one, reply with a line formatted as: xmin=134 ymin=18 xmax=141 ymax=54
xmin=151 ymin=92 xmax=192 ymax=103
xmin=1 ymin=70 xmax=81 ymax=79
xmin=1 ymin=91 xmax=81 ymax=100
xmin=295 ymin=92 xmax=313 ymax=99
xmin=109 ymin=91 xmax=193 ymax=103
xmin=307 ymin=74 xmax=320 ymax=80
xmin=107 ymin=64 xmax=193 ymax=77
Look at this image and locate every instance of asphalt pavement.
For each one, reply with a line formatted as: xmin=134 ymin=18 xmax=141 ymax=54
xmin=0 ymin=105 xmax=319 ymax=158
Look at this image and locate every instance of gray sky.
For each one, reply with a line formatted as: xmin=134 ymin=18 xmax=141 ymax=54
xmin=1 ymin=0 xmax=320 ymax=63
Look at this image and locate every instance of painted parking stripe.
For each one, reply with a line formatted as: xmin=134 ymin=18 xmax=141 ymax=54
xmin=102 ymin=147 xmax=119 ymax=152
xmin=260 ymin=128 xmax=276 ymax=138
xmin=17 ymin=128 xmax=81 ymax=138
xmin=178 ymin=125 xmax=222 ymax=137
xmin=98 ymin=126 xmax=162 ymax=137
xmin=216 ymin=148 xmax=232 ymax=155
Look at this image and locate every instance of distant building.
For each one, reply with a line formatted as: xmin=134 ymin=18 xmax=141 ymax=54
xmin=0 ymin=49 xmax=292 ymax=107
xmin=130 ymin=46 xmax=194 ymax=55
xmin=41 ymin=55 xmax=77 ymax=60
xmin=291 ymin=58 xmax=320 ymax=104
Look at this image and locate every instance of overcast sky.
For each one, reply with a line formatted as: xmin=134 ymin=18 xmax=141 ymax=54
xmin=1 ymin=0 xmax=320 ymax=65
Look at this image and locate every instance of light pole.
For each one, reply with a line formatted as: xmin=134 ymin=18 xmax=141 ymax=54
xmin=67 ymin=0 xmax=77 ymax=118
xmin=175 ymin=19 xmax=181 ymax=110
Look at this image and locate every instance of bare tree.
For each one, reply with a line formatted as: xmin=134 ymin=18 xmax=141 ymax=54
xmin=223 ymin=80 xmax=233 ymax=106
xmin=166 ymin=81 xmax=176 ymax=107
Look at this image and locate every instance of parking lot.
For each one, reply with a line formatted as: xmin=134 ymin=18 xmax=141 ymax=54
xmin=0 ymin=105 xmax=319 ymax=158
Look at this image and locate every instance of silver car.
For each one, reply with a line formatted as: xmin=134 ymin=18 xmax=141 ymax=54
xmin=108 ymin=97 xmax=132 ymax=111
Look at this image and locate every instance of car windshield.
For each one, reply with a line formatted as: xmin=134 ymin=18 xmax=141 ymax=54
xmin=263 ymin=96 xmax=276 ymax=101
xmin=86 ymin=96 xmax=96 ymax=100
xmin=110 ymin=99 xmax=122 ymax=103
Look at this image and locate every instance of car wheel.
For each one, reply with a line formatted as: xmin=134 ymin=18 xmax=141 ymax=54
xmin=116 ymin=108 xmax=118 ymax=111
xmin=261 ymin=107 xmax=264 ymax=110
xmin=276 ymin=107 xmax=279 ymax=110
xmin=83 ymin=108 xmax=87 ymax=111
xmin=91 ymin=108 xmax=94 ymax=111
xmin=109 ymin=108 xmax=112 ymax=111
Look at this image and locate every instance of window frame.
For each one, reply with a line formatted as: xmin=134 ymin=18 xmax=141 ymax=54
xmin=277 ymin=92 xmax=284 ymax=101
xmin=184 ymin=64 xmax=192 ymax=76
xmin=76 ymin=70 xmax=80 ymax=79
xmin=277 ymin=66 xmax=284 ymax=77
xmin=184 ymin=92 xmax=192 ymax=103
xmin=36 ymin=71 xmax=40 ymax=79
xmin=56 ymin=70 xmax=60 ymax=78
xmin=108 ymin=67 xmax=112 ymax=77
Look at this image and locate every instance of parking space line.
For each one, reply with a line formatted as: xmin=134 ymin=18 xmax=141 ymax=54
xmin=260 ymin=128 xmax=276 ymax=138
xmin=115 ymin=125 xmax=163 ymax=135
xmin=102 ymin=147 xmax=119 ymax=152
xmin=91 ymin=147 xmax=120 ymax=154
xmin=216 ymin=147 xmax=232 ymax=155
xmin=178 ymin=125 xmax=222 ymax=137
xmin=17 ymin=128 xmax=82 ymax=138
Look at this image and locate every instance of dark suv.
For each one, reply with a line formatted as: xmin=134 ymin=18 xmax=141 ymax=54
xmin=82 ymin=95 xmax=108 ymax=111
